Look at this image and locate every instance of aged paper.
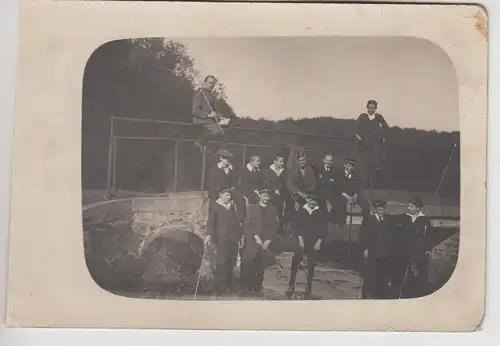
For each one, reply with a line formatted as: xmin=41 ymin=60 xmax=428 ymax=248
xmin=6 ymin=1 xmax=486 ymax=331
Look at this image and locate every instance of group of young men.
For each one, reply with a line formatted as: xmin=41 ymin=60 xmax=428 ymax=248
xmin=194 ymin=74 xmax=434 ymax=300
xmin=203 ymin=148 xmax=433 ymax=300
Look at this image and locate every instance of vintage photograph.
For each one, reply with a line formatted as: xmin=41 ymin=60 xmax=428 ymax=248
xmin=82 ymin=36 xmax=460 ymax=301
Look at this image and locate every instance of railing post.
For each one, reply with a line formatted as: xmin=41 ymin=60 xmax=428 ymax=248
xmin=173 ymin=140 xmax=179 ymax=193
xmin=200 ymin=146 xmax=207 ymax=196
xmin=242 ymin=144 xmax=247 ymax=167
xmin=106 ymin=117 xmax=115 ymax=195
xmin=112 ymin=137 xmax=117 ymax=192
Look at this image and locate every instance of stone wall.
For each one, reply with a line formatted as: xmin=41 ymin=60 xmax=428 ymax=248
xmin=82 ymin=194 xmax=214 ymax=294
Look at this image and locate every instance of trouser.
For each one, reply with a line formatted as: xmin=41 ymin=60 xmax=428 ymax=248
xmin=214 ymin=241 xmax=239 ymax=296
xmin=392 ymin=258 xmax=429 ymax=299
xmin=358 ymin=139 xmax=384 ymax=169
xmin=194 ymin=118 xmax=226 ymax=147
xmin=272 ymin=193 xmax=285 ymax=220
xmin=318 ymin=197 xmax=334 ymax=222
xmin=362 ymin=257 xmax=393 ymax=299
xmin=240 ymin=251 xmax=266 ymax=293
xmin=288 ymin=247 xmax=319 ymax=297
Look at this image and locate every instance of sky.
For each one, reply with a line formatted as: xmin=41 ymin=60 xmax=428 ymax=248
xmin=182 ymin=37 xmax=459 ymax=132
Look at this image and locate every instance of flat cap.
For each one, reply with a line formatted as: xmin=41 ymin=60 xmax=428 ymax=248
xmin=258 ymin=188 xmax=273 ymax=195
xmin=217 ymin=148 xmax=233 ymax=157
xmin=217 ymin=186 xmax=233 ymax=194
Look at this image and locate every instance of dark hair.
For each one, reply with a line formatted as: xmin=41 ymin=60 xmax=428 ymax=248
xmin=366 ymin=100 xmax=378 ymax=107
xmin=408 ymin=197 xmax=424 ymax=208
xmin=372 ymin=200 xmax=387 ymax=208
xmin=204 ymin=75 xmax=216 ymax=82
xmin=273 ymin=154 xmax=285 ymax=161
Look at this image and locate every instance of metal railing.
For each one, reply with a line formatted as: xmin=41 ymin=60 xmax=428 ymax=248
xmin=106 ymin=116 xmax=358 ymax=195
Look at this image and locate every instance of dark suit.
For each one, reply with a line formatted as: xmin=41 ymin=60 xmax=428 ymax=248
xmin=240 ymin=203 xmax=280 ymax=292
xmin=392 ymin=213 xmax=433 ymax=298
xmin=286 ymin=164 xmax=318 ymax=206
xmin=316 ymin=164 xmax=336 ymax=218
xmin=192 ymin=88 xmax=224 ymax=145
xmin=288 ymin=205 xmax=328 ymax=297
xmin=207 ymin=200 xmax=243 ymax=295
xmin=359 ymin=214 xmax=395 ymax=299
xmin=239 ymin=165 xmax=264 ymax=205
xmin=331 ymin=168 xmax=369 ymax=225
xmin=262 ymin=165 xmax=290 ymax=224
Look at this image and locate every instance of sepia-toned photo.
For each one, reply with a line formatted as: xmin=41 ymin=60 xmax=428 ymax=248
xmin=82 ymin=36 xmax=460 ymax=301
xmin=5 ymin=1 xmax=486 ymax=331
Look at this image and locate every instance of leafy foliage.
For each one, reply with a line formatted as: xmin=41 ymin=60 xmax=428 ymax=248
xmin=82 ymin=38 xmax=459 ymax=201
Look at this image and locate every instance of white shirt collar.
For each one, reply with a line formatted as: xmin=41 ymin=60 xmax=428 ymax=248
xmin=270 ymin=164 xmax=284 ymax=176
xmin=303 ymin=203 xmax=319 ymax=215
xmin=218 ymin=161 xmax=233 ymax=171
xmin=406 ymin=211 xmax=425 ymax=222
xmin=260 ymin=202 xmax=269 ymax=208
xmin=324 ymin=165 xmax=331 ymax=172
xmin=247 ymin=163 xmax=259 ymax=172
xmin=345 ymin=170 xmax=352 ymax=178
xmin=216 ymin=198 xmax=233 ymax=210
xmin=368 ymin=113 xmax=376 ymax=120
xmin=375 ymin=214 xmax=384 ymax=222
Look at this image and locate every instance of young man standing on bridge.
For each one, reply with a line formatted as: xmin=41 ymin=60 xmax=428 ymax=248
xmin=316 ymin=152 xmax=337 ymax=220
xmin=286 ymin=192 xmax=328 ymax=300
xmin=356 ymin=100 xmax=390 ymax=185
xmin=359 ymin=200 xmax=395 ymax=299
xmin=208 ymin=148 xmax=245 ymax=218
xmin=261 ymin=152 xmax=289 ymax=227
xmin=240 ymin=188 xmax=280 ymax=296
xmin=392 ymin=197 xmax=433 ymax=299
xmin=239 ymin=155 xmax=264 ymax=209
xmin=286 ymin=152 xmax=318 ymax=211
xmin=205 ymin=186 xmax=244 ymax=297
xmin=331 ymin=157 xmax=370 ymax=226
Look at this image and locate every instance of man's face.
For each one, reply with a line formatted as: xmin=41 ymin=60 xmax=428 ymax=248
xmin=344 ymin=162 xmax=354 ymax=173
xmin=205 ymin=77 xmax=216 ymax=91
xmin=323 ymin=155 xmax=333 ymax=168
xmin=220 ymin=157 xmax=231 ymax=167
xmin=375 ymin=206 xmax=386 ymax=217
xmin=274 ymin=157 xmax=285 ymax=168
xmin=220 ymin=191 xmax=232 ymax=203
xmin=251 ymin=157 xmax=261 ymax=169
xmin=407 ymin=203 xmax=419 ymax=215
xmin=260 ymin=193 xmax=271 ymax=205
xmin=306 ymin=197 xmax=318 ymax=208
xmin=298 ymin=157 xmax=307 ymax=168
xmin=367 ymin=103 xmax=377 ymax=115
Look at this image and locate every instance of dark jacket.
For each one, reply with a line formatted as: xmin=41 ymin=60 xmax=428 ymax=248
xmin=332 ymin=168 xmax=361 ymax=198
xmin=208 ymin=163 xmax=239 ymax=200
xmin=241 ymin=203 xmax=280 ymax=263
xmin=356 ymin=113 xmax=389 ymax=142
xmin=207 ymin=199 xmax=243 ymax=245
xmin=239 ymin=164 xmax=264 ymax=203
xmin=393 ymin=213 xmax=433 ymax=261
xmin=192 ymin=88 xmax=217 ymax=123
xmin=262 ymin=165 xmax=287 ymax=193
xmin=316 ymin=164 xmax=336 ymax=201
xmin=295 ymin=204 xmax=328 ymax=250
xmin=286 ymin=164 xmax=318 ymax=201
xmin=359 ymin=214 xmax=395 ymax=259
